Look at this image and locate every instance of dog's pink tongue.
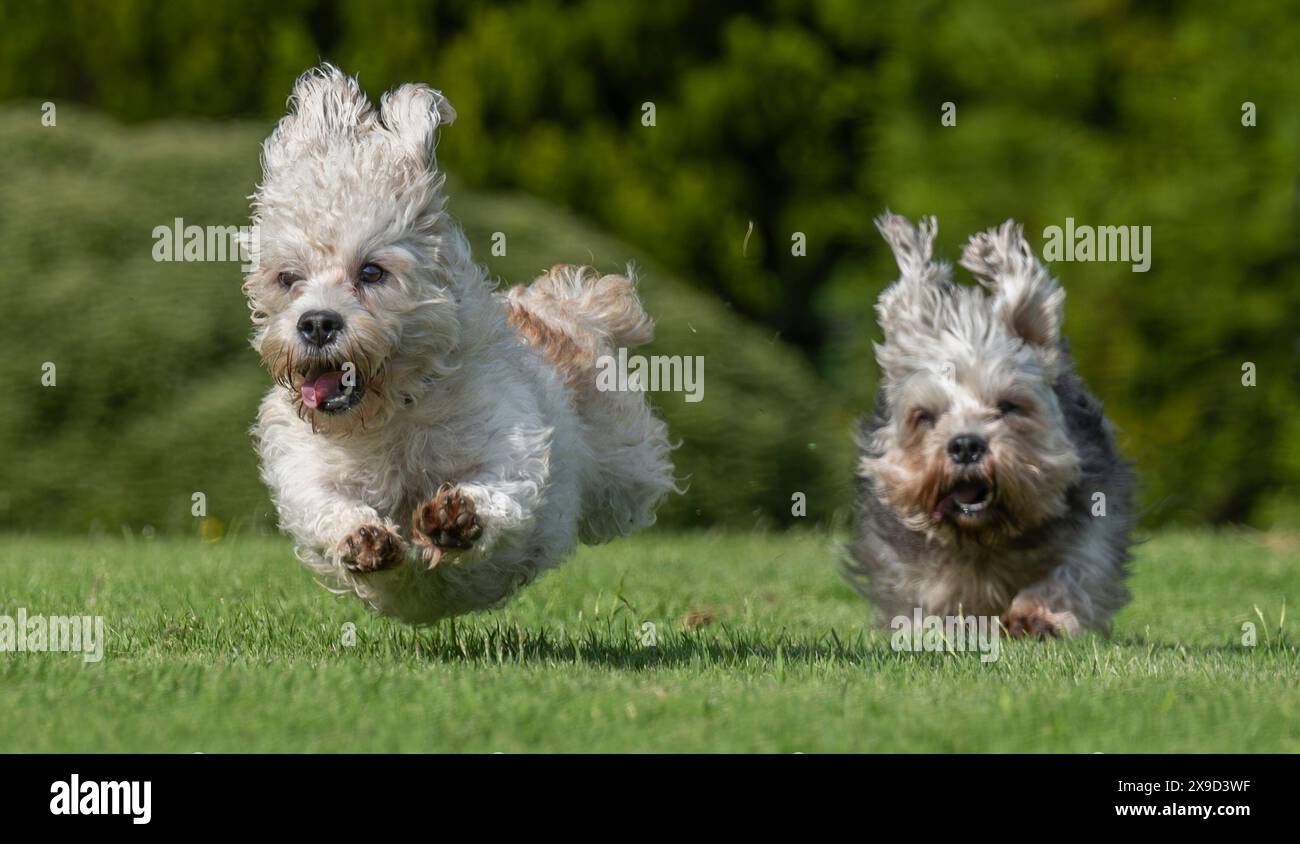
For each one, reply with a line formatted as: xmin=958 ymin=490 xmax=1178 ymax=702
xmin=301 ymin=371 xmax=345 ymax=409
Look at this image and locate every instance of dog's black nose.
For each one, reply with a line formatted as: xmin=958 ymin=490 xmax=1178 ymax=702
xmin=297 ymin=310 xmax=343 ymax=348
xmin=947 ymin=435 xmax=987 ymax=465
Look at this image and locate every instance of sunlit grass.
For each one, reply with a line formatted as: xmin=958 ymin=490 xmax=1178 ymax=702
xmin=0 ymin=529 xmax=1295 ymax=752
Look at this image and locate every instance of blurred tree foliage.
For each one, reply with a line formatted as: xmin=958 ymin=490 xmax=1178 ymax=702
xmin=0 ymin=0 xmax=1297 ymax=527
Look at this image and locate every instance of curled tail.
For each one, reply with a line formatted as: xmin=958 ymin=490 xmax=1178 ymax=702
xmin=506 ymin=264 xmax=676 ymax=542
xmin=506 ymin=264 xmax=653 ymax=390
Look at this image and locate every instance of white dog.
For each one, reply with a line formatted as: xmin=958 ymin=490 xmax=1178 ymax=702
xmin=243 ymin=66 xmax=676 ymax=623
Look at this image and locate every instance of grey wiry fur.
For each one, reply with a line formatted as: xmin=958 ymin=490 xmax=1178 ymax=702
xmin=847 ymin=212 xmax=1135 ymax=636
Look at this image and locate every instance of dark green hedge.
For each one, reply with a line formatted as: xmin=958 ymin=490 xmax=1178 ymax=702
xmin=0 ymin=0 xmax=1297 ymax=527
xmin=0 ymin=107 xmax=853 ymax=533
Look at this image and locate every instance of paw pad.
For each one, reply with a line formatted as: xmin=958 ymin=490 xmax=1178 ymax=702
xmin=999 ymin=607 xmax=1062 ymax=639
xmin=412 ymin=484 xmax=483 ymax=566
xmin=339 ymin=524 xmax=405 ymax=574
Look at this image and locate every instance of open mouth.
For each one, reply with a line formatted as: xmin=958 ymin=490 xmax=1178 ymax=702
xmin=299 ymin=368 xmax=366 ymax=414
xmin=936 ymin=479 xmax=994 ymax=520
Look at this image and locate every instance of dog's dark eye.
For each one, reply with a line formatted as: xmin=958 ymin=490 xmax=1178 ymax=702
xmin=359 ymin=263 xmax=386 ymax=285
xmin=277 ymin=271 xmax=300 ymax=288
xmin=911 ymin=409 xmax=936 ymax=428
xmin=997 ymin=400 xmax=1022 ymax=416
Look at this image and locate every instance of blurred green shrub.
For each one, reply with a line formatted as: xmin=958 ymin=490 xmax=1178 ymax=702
xmin=0 ymin=107 xmax=853 ymax=534
xmin=0 ymin=0 xmax=1297 ymax=527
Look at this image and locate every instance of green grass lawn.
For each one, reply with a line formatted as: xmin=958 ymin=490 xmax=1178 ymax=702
xmin=0 ymin=530 xmax=1296 ymax=752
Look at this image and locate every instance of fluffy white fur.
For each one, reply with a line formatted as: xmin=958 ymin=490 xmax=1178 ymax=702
xmin=244 ymin=66 xmax=675 ymax=623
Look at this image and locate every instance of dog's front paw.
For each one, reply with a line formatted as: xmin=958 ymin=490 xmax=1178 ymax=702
xmin=339 ymin=525 xmax=406 ymax=574
xmin=412 ymin=483 xmax=484 ymax=567
xmin=999 ymin=602 xmax=1076 ymax=639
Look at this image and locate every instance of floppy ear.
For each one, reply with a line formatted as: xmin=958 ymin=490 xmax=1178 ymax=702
xmin=379 ymin=83 xmax=457 ymax=167
xmin=960 ymin=220 xmax=1064 ymax=372
xmin=873 ymin=211 xmax=955 ymax=339
xmin=262 ymin=64 xmax=377 ymax=170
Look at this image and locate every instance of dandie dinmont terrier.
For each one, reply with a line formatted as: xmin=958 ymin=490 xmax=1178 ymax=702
xmin=847 ymin=213 xmax=1135 ymax=637
xmin=243 ymin=66 xmax=675 ymax=623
